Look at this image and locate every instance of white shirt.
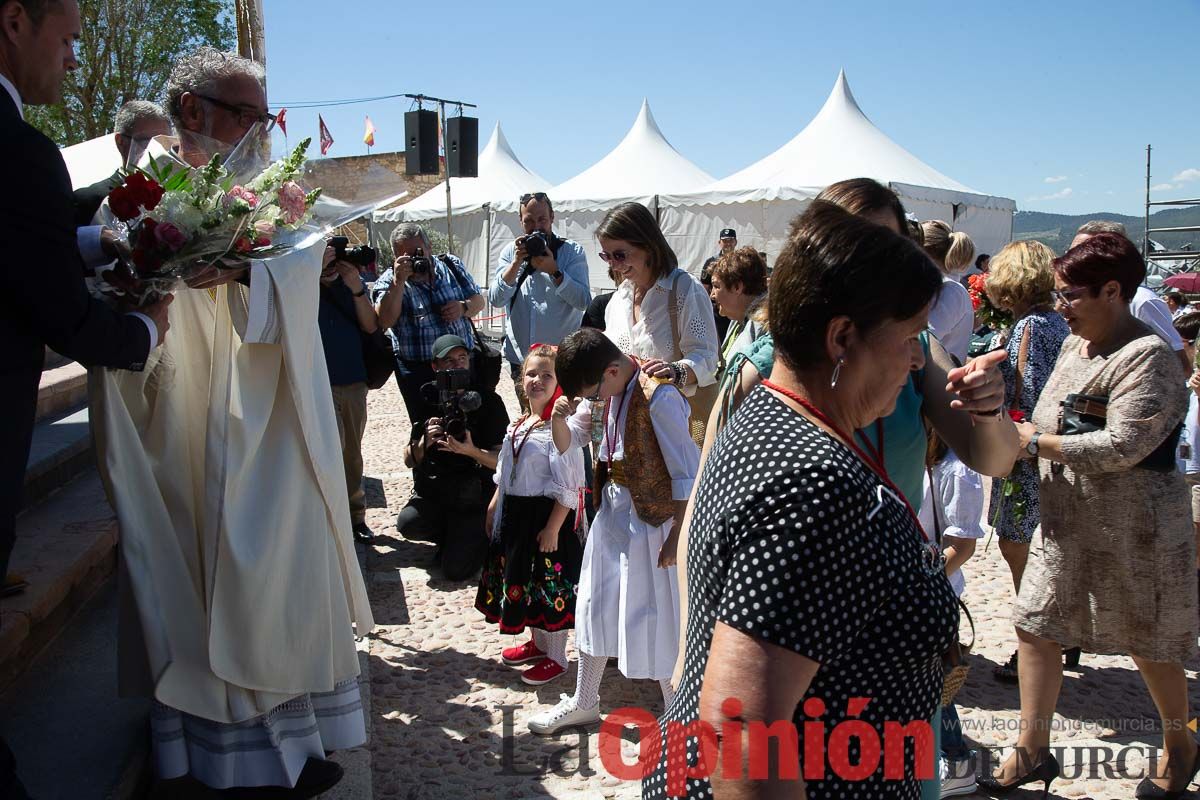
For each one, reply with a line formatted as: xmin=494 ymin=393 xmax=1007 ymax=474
xmin=1179 ymin=391 xmax=1200 ymax=475
xmin=2 ymin=72 xmax=157 ymax=350
xmin=917 ymin=453 xmax=985 ymax=597
xmin=604 ymin=268 xmax=720 ymax=396
xmin=566 ymin=373 xmax=700 ymax=501
xmin=493 ymin=420 xmax=584 ymax=508
xmin=927 ymin=277 xmax=974 ymax=364
xmin=1131 ymin=286 xmax=1185 ymax=351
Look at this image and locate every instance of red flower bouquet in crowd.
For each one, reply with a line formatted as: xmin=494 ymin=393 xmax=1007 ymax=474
xmin=966 ymin=273 xmax=1013 ymax=331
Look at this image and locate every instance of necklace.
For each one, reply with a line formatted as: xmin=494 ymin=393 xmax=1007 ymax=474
xmin=761 ymin=379 xmax=929 ymax=545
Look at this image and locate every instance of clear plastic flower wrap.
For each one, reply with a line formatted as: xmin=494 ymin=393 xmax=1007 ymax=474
xmin=95 ymin=122 xmax=407 ymax=302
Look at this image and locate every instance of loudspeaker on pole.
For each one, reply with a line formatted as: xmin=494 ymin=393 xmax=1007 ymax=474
xmin=404 ymin=109 xmax=439 ymax=175
xmin=446 ymin=116 xmax=479 ymax=178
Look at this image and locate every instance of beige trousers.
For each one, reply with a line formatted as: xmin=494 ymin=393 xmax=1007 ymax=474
xmin=331 ymin=382 xmax=369 ymax=524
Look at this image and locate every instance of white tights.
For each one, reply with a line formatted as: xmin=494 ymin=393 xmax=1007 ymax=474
xmin=571 ymin=652 xmax=675 ymax=710
xmin=531 ymin=628 xmax=569 ymax=668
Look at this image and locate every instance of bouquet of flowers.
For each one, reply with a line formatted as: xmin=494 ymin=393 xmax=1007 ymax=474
xmin=99 ymin=137 xmax=322 ymax=301
xmin=966 ymin=272 xmax=1013 ymax=331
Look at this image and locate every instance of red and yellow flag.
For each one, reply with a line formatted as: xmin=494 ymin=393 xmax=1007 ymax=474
xmin=363 ymin=116 xmax=376 ymax=147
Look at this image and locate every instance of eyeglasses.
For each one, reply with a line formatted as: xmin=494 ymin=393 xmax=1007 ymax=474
xmin=598 ymin=249 xmax=631 ymax=265
xmin=1051 ymin=286 xmax=1091 ymax=305
xmin=519 ymin=192 xmax=549 ymax=205
xmin=194 ymin=94 xmax=277 ymax=132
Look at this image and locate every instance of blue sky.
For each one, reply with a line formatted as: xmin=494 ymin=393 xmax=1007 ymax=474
xmin=262 ymin=0 xmax=1199 ymax=217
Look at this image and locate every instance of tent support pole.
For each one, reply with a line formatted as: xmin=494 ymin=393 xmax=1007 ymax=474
xmin=484 ymin=203 xmax=492 ymax=296
xmin=440 ymin=100 xmax=453 ymax=252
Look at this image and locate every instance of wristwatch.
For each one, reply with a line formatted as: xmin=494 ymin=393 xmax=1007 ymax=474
xmin=352 ymin=284 xmax=367 ymax=298
xmin=1026 ymin=431 xmax=1042 ymax=457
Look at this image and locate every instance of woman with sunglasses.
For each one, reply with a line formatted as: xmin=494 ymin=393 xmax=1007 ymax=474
xmin=595 ymin=202 xmax=719 ymax=445
xmin=990 ymin=233 xmax=1197 ymax=798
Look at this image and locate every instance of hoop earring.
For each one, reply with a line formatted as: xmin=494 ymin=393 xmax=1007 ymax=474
xmin=830 ymin=357 xmax=844 ymax=389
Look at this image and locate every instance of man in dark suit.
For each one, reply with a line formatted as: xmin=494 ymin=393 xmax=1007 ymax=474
xmin=72 ymin=99 xmax=170 ymax=225
xmin=1 ymin=1 xmax=170 ymax=795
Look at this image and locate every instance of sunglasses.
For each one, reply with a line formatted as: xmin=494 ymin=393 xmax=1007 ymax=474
xmin=195 ymin=94 xmax=277 ymax=132
xmin=598 ymin=249 xmax=631 ymax=265
xmin=519 ymin=192 xmax=549 ymax=205
xmin=1051 ymin=286 xmax=1090 ymax=305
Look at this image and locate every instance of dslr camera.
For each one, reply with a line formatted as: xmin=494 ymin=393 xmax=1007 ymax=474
xmin=421 ymin=369 xmax=482 ymax=442
xmin=409 ymin=248 xmax=433 ymax=275
xmin=521 ymin=230 xmax=551 ymax=259
xmin=328 ymin=236 xmax=377 ymax=268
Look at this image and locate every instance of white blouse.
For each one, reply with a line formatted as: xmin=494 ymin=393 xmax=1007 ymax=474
xmin=492 ymin=419 xmax=585 ymax=525
xmin=603 ymin=268 xmax=720 ymax=396
xmin=927 ymin=277 xmax=974 ymax=364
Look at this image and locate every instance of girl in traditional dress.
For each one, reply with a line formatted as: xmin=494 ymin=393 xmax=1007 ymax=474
xmin=475 ymin=344 xmax=585 ymax=686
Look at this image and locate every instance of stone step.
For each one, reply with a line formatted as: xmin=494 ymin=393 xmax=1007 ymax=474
xmin=36 ymin=361 xmax=89 ymax=423
xmin=22 ymin=403 xmax=93 ymax=511
xmin=0 ymin=577 xmax=150 ymax=800
xmin=43 ymin=346 xmax=71 ymax=371
xmin=1 ymin=468 xmax=117 ymax=693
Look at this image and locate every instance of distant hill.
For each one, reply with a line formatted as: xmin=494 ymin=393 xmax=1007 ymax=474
xmin=1012 ymin=206 xmax=1200 ymax=257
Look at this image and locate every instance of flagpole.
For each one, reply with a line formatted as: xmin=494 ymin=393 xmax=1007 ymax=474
xmin=440 ymin=99 xmax=453 ymax=253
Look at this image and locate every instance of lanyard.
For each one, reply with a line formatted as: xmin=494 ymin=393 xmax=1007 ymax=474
xmin=604 ymin=364 xmax=637 ymax=473
xmin=509 ymin=415 xmax=544 ymax=482
xmin=761 ymin=379 xmax=929 ymax=544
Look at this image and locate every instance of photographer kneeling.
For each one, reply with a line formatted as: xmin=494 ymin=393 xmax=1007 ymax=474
xmin=399 ymin=335 xmax=509 ymax=579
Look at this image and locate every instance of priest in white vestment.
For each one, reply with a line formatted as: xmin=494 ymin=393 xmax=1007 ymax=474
xmin=88 ymin=48 xmax=373 ymax=795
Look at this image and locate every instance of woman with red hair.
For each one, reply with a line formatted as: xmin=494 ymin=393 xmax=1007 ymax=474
xmin=989 ymin=233 xmax=1197 ymax=798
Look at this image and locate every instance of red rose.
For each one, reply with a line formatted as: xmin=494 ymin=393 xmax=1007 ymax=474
xmin=234 ymin=236 xmax=254 ymax=253
xmin=108 ymin=186 xmax=139 ymax=221
xmin=1008 ymin=410 xmax=1026 ymax=423
xmin=130 ymin=247 xmax=161 ymax=275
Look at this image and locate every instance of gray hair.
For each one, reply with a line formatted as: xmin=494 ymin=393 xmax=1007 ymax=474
xmin=114 ymin=100 xmax=169 ymax=136
xmin=391 ymin=223 xmax=431 ymax=251
xmin=165 ymin=46 xmax=265 ymax=129
xmin=1076 ymin=220 xmax=1127 ymax=237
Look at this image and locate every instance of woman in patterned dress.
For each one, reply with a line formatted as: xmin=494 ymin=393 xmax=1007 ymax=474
xmin=983 ymin=241 xmax=1071 ymax=682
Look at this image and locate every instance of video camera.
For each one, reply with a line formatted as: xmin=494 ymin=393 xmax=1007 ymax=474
xmin=328 ymin=236 xmax=377 ymax=268
xmin=421 ymin=369 xmax=482 ymax=442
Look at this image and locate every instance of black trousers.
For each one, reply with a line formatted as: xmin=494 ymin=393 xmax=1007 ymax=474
xmin=396 ymin=492 xmax=490 ymax=581
xmin=0 ymin=735 xmax=30 ymax=800
xmin=394 ymin=358 xmax=435 ymax=425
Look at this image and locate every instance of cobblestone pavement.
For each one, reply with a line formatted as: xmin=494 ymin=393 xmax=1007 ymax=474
xmin=357 ymin=375 xmax=1200 ymax=800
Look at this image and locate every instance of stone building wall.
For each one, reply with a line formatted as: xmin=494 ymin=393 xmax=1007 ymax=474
xmin=305 ymin=150 xmax=443 ymax=245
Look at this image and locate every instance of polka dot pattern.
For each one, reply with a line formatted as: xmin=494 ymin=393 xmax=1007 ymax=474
xmin=642 ymin=389 xmax=959 ymax=799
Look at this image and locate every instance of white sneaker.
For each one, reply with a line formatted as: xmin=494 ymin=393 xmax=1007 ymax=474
xmin=527 ymin=693 xmax=601 ymax=735
xmin=940 ymin=755 xmax=977 ymax=798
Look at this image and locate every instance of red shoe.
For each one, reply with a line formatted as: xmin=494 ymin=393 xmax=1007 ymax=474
xmin=501 ymin=638 xmax=545 ymax=666
xmin=521 ymin=657 xmax=567 ymax=686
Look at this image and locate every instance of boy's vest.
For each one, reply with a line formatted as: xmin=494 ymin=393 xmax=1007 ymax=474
xmin=593 ymin=371 xmax=677 ymax=526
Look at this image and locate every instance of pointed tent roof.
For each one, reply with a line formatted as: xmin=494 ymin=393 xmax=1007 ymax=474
xmin=378 ymin=122 xmax=550 ymax=221
xmin=551 ymin=99 xmax=714 ymax=204
xmin=708 ymin=70 xmax=1001 ymax=204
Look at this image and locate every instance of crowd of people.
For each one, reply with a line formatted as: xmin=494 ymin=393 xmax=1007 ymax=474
xmin=3 ymin=3 xmax=1198 ymax=798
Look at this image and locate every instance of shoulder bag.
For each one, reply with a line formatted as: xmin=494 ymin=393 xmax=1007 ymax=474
xmin=666 ymin=269 xmax=720 ymax=448
xmin=321 ymin=283 xmax=394 ymax=390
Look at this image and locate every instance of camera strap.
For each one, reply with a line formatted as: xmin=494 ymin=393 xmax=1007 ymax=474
xmin=508 ymin=235 xmax=566 ymax=310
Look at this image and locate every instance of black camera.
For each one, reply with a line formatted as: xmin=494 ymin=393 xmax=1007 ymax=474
xmin=421 ymin=369 xmax=482 ymax=442
xmin=522 ymin=231 xmax=550 ymax=259
xmin=411 ymin=247 xmax=433 ymax=275
xmin=328 ymin=236 xmax=377 ymax=268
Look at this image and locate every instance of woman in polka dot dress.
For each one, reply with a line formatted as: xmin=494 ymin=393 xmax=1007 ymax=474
xmin=644 ymin=202 xmax=960 ymax=799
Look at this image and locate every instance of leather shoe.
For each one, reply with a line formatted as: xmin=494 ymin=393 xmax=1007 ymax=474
xmin=1135 ymin=743 xmax=1200 ymax=798
xmin=351 ymin=522 xmax=374 ymax=544
xmin=2 ymin=573 xmax=29 ymax=598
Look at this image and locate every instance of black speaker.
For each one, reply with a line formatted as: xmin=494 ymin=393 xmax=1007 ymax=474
xmin=404 ymin=109 xmax=439 ymax=175
xmin=447 ymin=116 xmax=479 ymax=178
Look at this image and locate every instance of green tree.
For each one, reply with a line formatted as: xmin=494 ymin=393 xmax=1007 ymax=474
xmin=27 ymin=0 xmax=235 ymax=146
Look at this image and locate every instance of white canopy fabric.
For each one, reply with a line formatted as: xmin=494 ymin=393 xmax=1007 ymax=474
xmin=61 ymin=133 xmax=122 ymax=190
xmin=660 ymin=71 xmax=1016 ymax=272
xmin=551 ymin=99 xmax=714 ymax=207
xmin=375 ymin=122 xmax=550 ymax=222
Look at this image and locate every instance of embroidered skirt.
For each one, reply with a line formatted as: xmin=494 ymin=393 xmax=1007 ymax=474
xmin=475 ymin=493 xmax=582 ymax=634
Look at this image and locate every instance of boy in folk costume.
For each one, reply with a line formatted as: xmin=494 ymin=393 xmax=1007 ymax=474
xmin=527 ymin=329 xmax=699 ymax=734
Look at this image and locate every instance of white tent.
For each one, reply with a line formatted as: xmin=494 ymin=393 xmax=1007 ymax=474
xmin=60 ymin=133 xmax=122 ymax=190
xmin=659 ymin=70 xmax=1016 ymax=273
xmin=547 ymin=99 xmax=715 ymax=288
xmin=372 ymin=122 xmax=550 ymax=287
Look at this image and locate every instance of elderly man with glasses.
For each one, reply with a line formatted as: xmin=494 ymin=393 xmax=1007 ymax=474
xmin=86 ymin=46 xmax=372 ymax=797
xmin=489 ymin=192 xmax=591 ymax=408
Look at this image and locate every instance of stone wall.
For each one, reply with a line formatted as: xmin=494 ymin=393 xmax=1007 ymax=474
xmin=306 ymin=150 xmax=443 ymax=244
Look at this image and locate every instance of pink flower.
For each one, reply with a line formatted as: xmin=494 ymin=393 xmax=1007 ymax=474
xmin=277 ymin=181 xmax=307 ymax=225
xmin=253 ymin=219 xmax=276 ymax=239
xmin=153 ymin=221 xmax=187 ymax=252
xmin=224 ymin=185 xmax=259 ymax=210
